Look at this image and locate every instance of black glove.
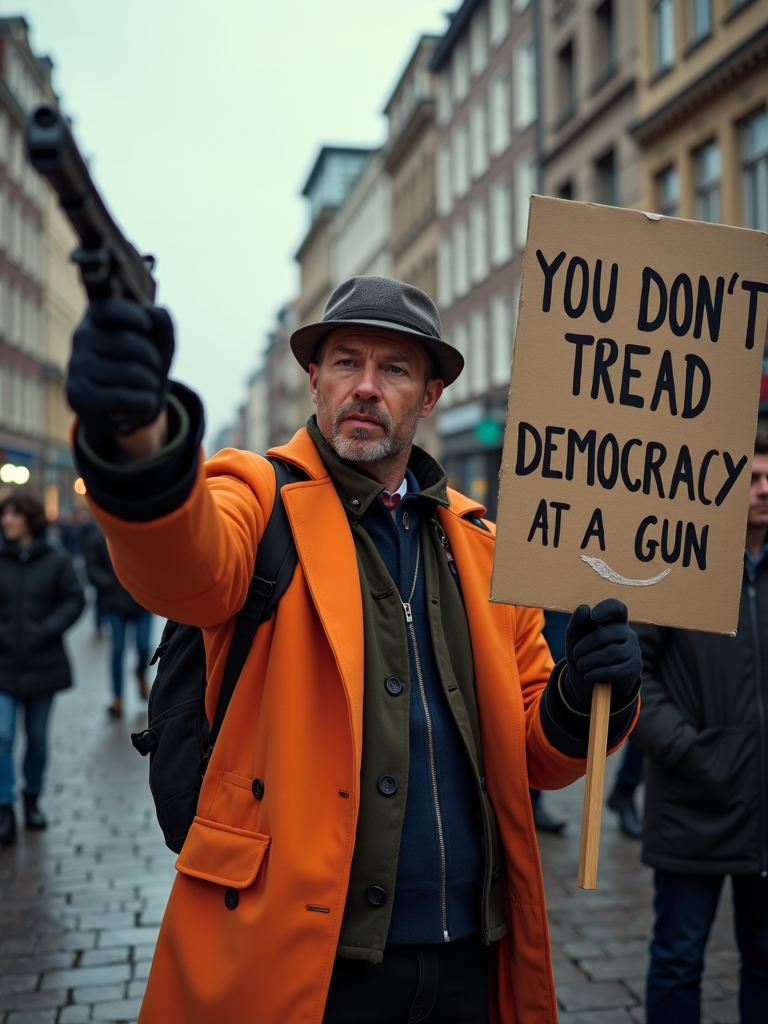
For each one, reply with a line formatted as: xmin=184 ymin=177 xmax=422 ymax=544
xmin=66 ymin=296 xmax=175 ymax=435
xmin=563 ymin=599 xmax=641 ymax=714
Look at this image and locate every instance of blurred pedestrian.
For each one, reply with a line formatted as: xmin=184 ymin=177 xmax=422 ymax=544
xmin=0 ymin=491 xmax=85 ymax=847
xmin=85 ymin=527 xmax=151 ymax=718
xmin=606 ymin=739 xmax=643 ymax=838
xmin=632 ymin=429 xmax=768 ymax=1024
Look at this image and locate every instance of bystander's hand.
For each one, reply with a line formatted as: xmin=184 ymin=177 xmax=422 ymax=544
xmin=563 ymin=599 xmax=641 ymax=715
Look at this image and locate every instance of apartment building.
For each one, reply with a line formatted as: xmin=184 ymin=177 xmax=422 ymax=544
xmin=295 ymin=146 xmax=373 ymax=328
xmin=384 ymin=35 xmax=441 ymax=300
xmin=0 ymin=18 xmax=85 ymax=514
xmin=431 ymin=0 xmax=537 ymax=518
xmin=633 ymin=0 xmax=767 ymax=229
xmin=330 ymin=150 xmax=391 ymax=286
xmin=541 ymin=0 xmax=642 ymax=208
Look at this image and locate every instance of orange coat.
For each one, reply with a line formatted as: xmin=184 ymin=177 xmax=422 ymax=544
xmin=90 ymin=428 xmax=592 ymax=1024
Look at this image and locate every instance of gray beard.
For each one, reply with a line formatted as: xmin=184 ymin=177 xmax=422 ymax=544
xmin=330 ymin=421 xmax=417 ymax=463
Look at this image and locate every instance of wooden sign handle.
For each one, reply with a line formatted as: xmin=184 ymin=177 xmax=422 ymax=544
xmin=577 ymin=682 xmax=612 ymax=890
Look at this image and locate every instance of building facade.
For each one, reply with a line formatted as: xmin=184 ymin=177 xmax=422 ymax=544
xmin=330 ymin=150 xmax=391 ymax=286
xmin=540 ymin=0 xmax=642 ymax=209
xmin=295 ymin=146 xmax=373 ymax=329
xmin=431 ymin=0 xmax=537 ymax=519
xmin=0 ymin=18 xmax=85 ymax=516
xmin=385 ymin=35 xmax=441 ymax=301
xmin=632 ymin=0 xmax=768 ymax=232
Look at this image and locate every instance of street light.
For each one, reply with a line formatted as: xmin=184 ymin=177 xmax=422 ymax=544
xmin=0 ymin=463 xmax=30 ymax=485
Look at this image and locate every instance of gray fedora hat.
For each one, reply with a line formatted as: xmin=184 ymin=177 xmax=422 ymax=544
xmin=289 ymin=276 xmax=464 ymax=386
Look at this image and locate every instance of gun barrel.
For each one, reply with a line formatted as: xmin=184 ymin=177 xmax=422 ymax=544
xmin=25 ymin=104 xmax=156 ymax=304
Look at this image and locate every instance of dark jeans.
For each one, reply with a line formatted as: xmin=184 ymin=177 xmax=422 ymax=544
xmin=106 ymin=610 xmax=152 ymax=698
xmin=0 ymin=692 xmax=55 ymax=804
xmin=322 ymin=937 xmax=491 ymax=1024
xmin=647 ymin=870 xmax=768 ymax=1024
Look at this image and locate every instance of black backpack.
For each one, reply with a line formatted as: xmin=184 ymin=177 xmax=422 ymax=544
xmin=130 ymin=457 xmax=305 ymax=853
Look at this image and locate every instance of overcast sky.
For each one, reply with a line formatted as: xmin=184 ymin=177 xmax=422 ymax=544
xmin=8 ymin=0 xmax=450 ymax=443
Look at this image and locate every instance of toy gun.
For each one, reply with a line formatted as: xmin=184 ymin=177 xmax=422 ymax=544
xmin=24 ymin=102 xmax=156 ymax=303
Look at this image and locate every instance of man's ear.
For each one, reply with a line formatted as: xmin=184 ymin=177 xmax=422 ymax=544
xmin=421 ymin=378 xmax=444 ymax=418
xmin=309 ymin=362 xmax=319 ymax=404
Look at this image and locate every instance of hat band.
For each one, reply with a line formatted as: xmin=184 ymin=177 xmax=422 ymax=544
xmin=324 ymin=303 xmax=440 ymax=339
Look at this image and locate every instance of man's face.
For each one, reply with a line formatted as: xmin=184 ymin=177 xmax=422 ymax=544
xmin=308 ymin=326 xmax=443 ymax=464
xmin=748 ymin=453 xmax=768 ymax=528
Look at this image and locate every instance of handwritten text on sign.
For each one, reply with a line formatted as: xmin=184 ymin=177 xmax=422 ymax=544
xmin=491 ymin=197 xmax=768 ymax=634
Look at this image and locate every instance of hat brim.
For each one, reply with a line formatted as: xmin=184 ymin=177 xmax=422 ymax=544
xmin=289 ymin=317 xmax=464 ymax=387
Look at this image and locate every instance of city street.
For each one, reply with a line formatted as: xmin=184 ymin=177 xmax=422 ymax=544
xmin=0 ymin=609 xmax=741 ymax=1024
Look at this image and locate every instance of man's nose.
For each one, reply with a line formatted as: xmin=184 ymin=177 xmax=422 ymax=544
xmin=353 ymin=365 xmax=381 ymax=401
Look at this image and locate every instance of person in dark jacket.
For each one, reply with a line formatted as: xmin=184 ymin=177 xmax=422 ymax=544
xmin=85 ymin=528 xmax=151 ymax=718
xmin=0 ymin=491 xmax=85 ymax=846
xmin=631 ymin=431 xmax=768 ymax=1024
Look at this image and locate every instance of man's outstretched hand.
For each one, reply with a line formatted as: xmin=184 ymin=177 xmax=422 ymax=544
xmin=563 ymin=599 xmax=641 ymax=714
xmin=67 ymin=297 xmax=175 ymax=449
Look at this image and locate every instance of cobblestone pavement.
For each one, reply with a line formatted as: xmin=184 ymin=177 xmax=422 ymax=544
xmin=0 ymin=610 xmax=741 ymax=1024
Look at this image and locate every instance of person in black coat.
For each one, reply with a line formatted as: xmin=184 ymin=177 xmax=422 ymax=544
xmin=631 ymin=431 xmax=768 ymax=1024
xmin=0 ymin=491 xmax=85 ymax=847
xmin=85 ymin=528 xmax=152 ymax=718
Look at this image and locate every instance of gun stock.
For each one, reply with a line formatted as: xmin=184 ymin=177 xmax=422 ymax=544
xmin=25 ymin=103 xmax=156 ymax=304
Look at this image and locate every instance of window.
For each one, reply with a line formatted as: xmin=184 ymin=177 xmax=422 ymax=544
xmin=594 ymin=0 xmax=616 ymax=83
xmin=470 ymin=201 xmax=489 ymax=283
xmin=452 ymin=41 xmax=470 ymax=103
xmin=453 ymin=219 xmax=470 ymax=298
xmin=489 ymin=74 xmax=511 ymax=156
xmin=452 ymin=124 xmax=470 ymax=198
xmin=452 ymin=321 xmax=470 ymax=402
xmin=515 ymin=157 xmax=538 ymax=248
xmin=514 ymin=37 xmax=537 ymax=129
xmin=490 ymin=0 xmax=510 ymax=47
xmin=742 ymin=108 xmax=768 ymax=231
xmin=469 ymin=309 xmax=489 ymax=395
xmin=491 ymin=293 xmax=513 ymax=386
xmin=656 ymin=165 xmax=680 ymax=217
xmin=559 ymin=180 xmax=574 ymax=200
xmin=595 ymin=149 xmax=618 ymax=206
xmin=490 ymin=178 xmax=513 ymax=266
xmin=470 ymin=102 xmax=489 ymax=180
xmin=436 ymin=146 xmax=453 ymax=216
xmin=513 ymin=0 xmax=531 ymax=9
xmin=652 ymin=0 xmax=675 ymax=73
xmin=687 ymin=0 xmax=711 ymax=43
xmin=470 ymin=10 xmax=488 ymax=78
xmin=437 ymin=72 xmax=453 ymax=126
xmin=557 ymin=40 xmax=576 ymax=123
xmin=437 ymin=235 xmax=454 ymax=309
xmin=694 ymin=140 xmax=721 ymax=223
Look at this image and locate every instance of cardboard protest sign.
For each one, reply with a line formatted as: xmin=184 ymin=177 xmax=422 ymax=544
xmin=492 ymin=197 xmax=768 ymax=635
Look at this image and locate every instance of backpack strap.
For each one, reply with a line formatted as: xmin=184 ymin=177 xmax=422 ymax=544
xmin=208 ymin=457 xmax=305 ymax=747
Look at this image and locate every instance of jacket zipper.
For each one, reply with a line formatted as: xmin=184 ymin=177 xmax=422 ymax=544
xmin=401 ymin=540 xmax=450 ymax=942
xmin=747 ymin=578 xmax=768 ymax=876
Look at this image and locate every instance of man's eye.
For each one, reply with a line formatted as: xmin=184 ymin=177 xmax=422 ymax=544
xmin=388 ymin=366 xmax=405 ymax=374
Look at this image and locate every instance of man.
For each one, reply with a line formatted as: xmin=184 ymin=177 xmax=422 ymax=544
xmin=84 ymin=527 xmax=152 ymax=717
xmin=67 ymin=277 xmax=641 ymax=1024
xmin=632 ymin=431 xmax=768 ymax=1024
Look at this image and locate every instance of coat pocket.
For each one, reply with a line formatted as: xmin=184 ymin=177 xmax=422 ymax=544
xmin=175 ymin=816 xmax=271 ymax=888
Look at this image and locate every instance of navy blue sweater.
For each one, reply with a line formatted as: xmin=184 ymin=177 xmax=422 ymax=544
xmin=358 ymin=471 xmax=484 ymax=945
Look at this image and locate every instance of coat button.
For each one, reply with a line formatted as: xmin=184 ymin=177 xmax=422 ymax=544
xmin=366 ymin=886 xmax=387 ymax=907
xmin=385 ymin=676 xmax=403 ymax=695
xmin=19 ymin=550 xmax=29 ymax=562
xmin=492 ymin=866 xmax=500 ymax=884
xmin=224 ymin=888 xmax=239 ymax=910
xmin=378 ymin=775 xmax=398 ymax=796
xmin=252 ymin=778 xmax=265 ymax=800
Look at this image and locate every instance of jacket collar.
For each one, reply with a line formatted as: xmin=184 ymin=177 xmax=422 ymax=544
xmin=0 ymin=537 xmax=49 ymax=560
